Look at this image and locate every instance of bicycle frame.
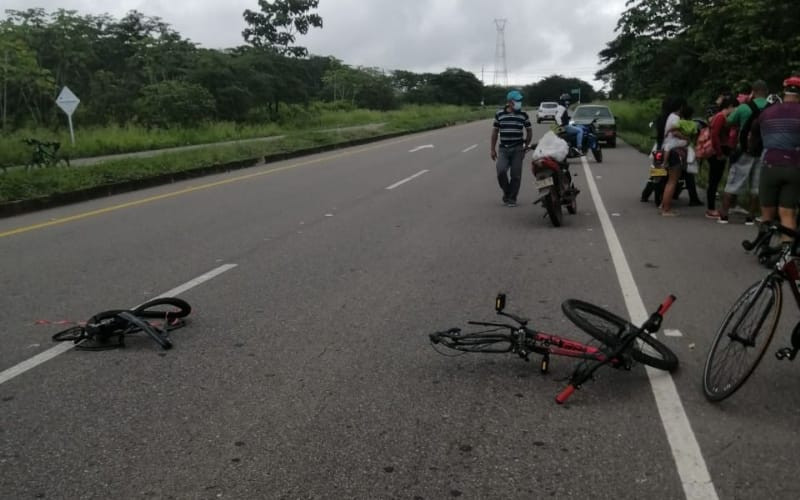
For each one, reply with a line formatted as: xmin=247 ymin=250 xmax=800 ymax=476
xmin=464 ymin=320 xmax=620 ymax=371
xmin=730 ymin=225 xmax=800 ymax=345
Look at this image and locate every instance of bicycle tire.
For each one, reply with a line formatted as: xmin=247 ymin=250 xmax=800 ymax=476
xmin=702 ymin=280 xmax=781 ymax=402
xmin=133 ymin=297 xmax=191 ymax=320
xmin=561 ymin=299 xmax=679 ymax=371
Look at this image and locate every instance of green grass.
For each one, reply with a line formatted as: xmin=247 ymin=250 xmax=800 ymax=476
xmin=0 ymin=106 xmax=492 ymax=203
xmin=601 ymin=99 xmax=661 ymax=153
xmin=1 ymin=104 xmax=492 ymax=168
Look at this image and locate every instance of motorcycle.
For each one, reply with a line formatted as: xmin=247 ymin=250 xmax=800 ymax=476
xmin=560 ymin=119 xmax=603 ymax=163
xmin=531 ymin=153 xmax=580 ymax=227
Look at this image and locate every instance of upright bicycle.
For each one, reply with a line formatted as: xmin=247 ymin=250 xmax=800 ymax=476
xmin=703 ymin=223 xmax=800 ymax=401
xmin=429 ymin=293 xmax=678 ymax=404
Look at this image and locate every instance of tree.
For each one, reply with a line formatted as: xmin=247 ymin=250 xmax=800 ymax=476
xmin=0 ymin=20 xmax=55 ymax=127
xmin=522 ymin=75 xmax=596 ymax=105
xmin=242 ymin=0 xmax=323 ymax=57
xmin=430 ymin=68 xmax=482 ymax=106
xmin=595 ymin=0 xmax=800 ymax=101
xmin=134 ymin=80 xmax=216 ymax=127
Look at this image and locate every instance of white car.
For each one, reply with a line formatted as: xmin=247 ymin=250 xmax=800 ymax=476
xmin=536 ymin=102 xmax=558 ymax=123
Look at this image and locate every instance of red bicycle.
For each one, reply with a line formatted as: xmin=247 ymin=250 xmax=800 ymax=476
xmin=428 ymin=293 xmax=678 ymax=404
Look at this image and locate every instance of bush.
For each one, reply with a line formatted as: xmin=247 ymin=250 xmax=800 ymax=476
xmin=134 ymin=80 xmax=217 ymax=127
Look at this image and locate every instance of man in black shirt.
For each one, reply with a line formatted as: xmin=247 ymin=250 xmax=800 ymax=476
xmin=490 ymin=90 xmax=533 ymax=207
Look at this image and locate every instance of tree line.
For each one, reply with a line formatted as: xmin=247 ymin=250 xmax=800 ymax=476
xmin=0 ymin=6 xmax=597 ymax=132
xmin=597 ymin=0 xmax=800 ymax=103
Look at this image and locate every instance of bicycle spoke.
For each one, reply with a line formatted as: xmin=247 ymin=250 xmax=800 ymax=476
xmin=703 ymin=280 xmax=781 ymax=401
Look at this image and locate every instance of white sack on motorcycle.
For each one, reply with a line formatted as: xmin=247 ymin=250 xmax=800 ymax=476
xmin=532 ymin=131 xmax=569 ymax=163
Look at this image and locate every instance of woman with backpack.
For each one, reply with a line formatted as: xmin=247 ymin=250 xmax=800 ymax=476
xmin=700 ymin=97 xmax=739 ymax=219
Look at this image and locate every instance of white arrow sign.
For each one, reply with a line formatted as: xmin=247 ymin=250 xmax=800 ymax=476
xmin=55 ymin=86 xmax=80 ymax=145
xmin=409 ymin=144 xmax=435 ymax=153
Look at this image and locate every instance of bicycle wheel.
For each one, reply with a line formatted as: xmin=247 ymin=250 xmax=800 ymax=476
xmin=702 ymin=280 xmax=781 ymax=402
xmin=561 ymin=299 xmax=679 ymax=371
xmin=133 ymin=297 xmax=191 ymax=320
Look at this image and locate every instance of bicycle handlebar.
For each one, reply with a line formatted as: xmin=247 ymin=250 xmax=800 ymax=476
xmin=555 ymin=384 xmax=576 ymax=404
xmin=657 ymin=295 xmax=676 ymax=317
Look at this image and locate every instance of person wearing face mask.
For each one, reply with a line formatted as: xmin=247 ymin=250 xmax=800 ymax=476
xmin=491 ymin=89 xmax=533 ymax=207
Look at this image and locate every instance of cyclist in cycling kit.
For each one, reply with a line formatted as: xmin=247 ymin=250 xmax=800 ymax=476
xmin=752 ymin=75 xmax=800 ymax=243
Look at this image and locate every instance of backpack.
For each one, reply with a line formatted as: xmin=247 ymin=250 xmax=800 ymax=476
xmin=739 ymin=100 xmax=772 ymax=155
xmin=695 ymin=126 xmax=714 ymax=160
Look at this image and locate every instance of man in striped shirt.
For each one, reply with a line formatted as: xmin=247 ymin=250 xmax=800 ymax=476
xmin=491 ymin=90 xmax=533 ymax=207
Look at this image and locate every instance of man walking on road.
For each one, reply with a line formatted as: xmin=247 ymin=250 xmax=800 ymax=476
xmin=491 ymin=89 xmax=532 ymax=207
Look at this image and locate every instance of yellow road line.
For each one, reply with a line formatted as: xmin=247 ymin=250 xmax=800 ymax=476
xmin=0 ymin=133 xmax=432 ymax=239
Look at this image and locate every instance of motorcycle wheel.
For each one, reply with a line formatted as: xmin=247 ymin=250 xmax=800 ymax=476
xmin=544 ymin=188 xmax=563 ymax=227
xmin=592 ymin=145 xmax=603 ymax=163
xmin=567 ymin=189 xmax=577 ymax=215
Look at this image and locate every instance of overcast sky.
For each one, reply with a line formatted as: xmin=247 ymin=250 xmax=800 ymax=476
xmin=3 ymin=0 xmax=627 ymax=89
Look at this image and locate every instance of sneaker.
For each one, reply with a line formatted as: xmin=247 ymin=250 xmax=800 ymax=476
xmin=506 ymin=199 xmax=517 ymax=207
xmin=705 ymin=210 xmax=721 ymax=219
xmin=718 ymin=215 xmax=729 ymax=224
xmin=745 ymin=217 xmax=755 ymax=226
xmin=755 ymin=216 xmax=763 ymax=223
xmin=661 ymin=210 xmax=679 ymax=217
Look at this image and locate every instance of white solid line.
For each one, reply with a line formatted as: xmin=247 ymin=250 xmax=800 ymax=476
xmin=0 ymin=263 xmax=238 ymax=386
xmin=664 ymin=329 xmax=684 ymax=337
xmin=150 ymin=263 xmax=237 ymax=300
xmin=409 ymin=144 xmax=434 ymax=153
xmin=580 ymin=156 xmax=718 ymax=500
xmin=386 ymin=170 xmax=429 ymax=190
xmin=462 ymin=144 xmax=478 ymax=153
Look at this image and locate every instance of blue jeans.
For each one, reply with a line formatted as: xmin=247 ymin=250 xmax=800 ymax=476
xmin=565 ymin=125 xmax=584 ymax=150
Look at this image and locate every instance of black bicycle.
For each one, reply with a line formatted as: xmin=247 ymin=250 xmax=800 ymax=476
xmin=429 ymin=293 xmax=679 ymax=404
xmin=703 ymin=222 xmax=800 ymax=401
xmin=23 ymin=138 xmax=70 ymax=170
xmin=52 ymin=297 xmax=191 ymax=350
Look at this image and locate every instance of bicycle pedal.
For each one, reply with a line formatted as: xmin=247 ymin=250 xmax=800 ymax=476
xmin=776 ymin=347 xmax=798 ymax=361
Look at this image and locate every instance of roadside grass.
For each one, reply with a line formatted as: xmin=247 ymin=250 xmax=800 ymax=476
xmin=0 ymin=106 xmax=492 ymax=203
xmin=1 ymin=104 xmax=491 ymax=168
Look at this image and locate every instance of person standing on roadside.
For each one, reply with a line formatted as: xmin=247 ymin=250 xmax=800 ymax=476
xmin=491 ymin=89 xmax=532 ymax=207
xmin=718 ymin=80 xmax=771 ymax=224
xmin=704 ymin=97 xmax=739 ymax=219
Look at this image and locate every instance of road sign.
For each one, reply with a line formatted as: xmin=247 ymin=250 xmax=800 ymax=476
xmin=55 ymin=86 xmax=80 ymax=145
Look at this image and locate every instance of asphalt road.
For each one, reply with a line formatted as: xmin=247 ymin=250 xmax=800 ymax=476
xmin=1 ymin=119 xmax=798 ymax=500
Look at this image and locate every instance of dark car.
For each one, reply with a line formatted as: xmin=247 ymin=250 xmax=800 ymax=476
xmin=570 ymin=105 xmax=617 ymax=147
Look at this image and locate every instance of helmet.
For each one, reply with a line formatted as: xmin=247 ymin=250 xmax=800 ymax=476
xmin=783 ymin=76 xmax=800 ymax=95
xmin=506 ymin=89 xmax=523 ymax=102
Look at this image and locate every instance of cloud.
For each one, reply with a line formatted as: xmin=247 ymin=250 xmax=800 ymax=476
xmin=2 ymin=0 xmax=627 ymax=87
